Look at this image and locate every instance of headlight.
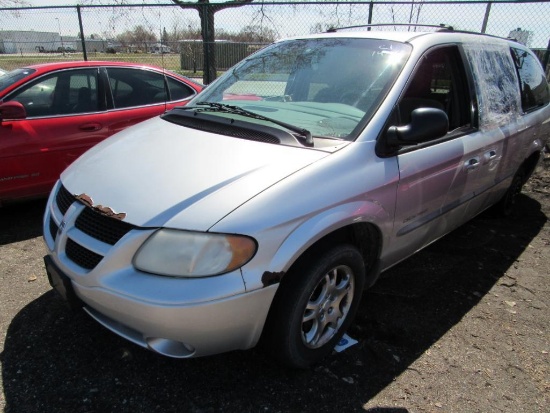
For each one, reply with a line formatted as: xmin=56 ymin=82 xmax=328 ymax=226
xmin=133 ymin=229 xmax=257 ymax=277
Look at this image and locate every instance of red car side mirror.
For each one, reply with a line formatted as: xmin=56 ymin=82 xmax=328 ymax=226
xmin=0 ymin=101 xmax=27 ymax=120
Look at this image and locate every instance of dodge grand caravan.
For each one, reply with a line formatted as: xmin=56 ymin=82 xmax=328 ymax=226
xmin=43 ymin=27 xmax=550 ymax=368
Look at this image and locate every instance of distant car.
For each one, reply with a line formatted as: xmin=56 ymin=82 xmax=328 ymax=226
xmin=0 ymin=61 xmax=202 ymax=205
xmin=58 ymin=46 xmax=76 ymax=53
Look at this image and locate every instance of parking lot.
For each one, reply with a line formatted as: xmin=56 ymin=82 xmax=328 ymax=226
xmin=1 ymin=160 xmax=548 ymax=412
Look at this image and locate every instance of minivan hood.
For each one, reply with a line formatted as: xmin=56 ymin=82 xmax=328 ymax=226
xmin=61 ymin=117 xmax=330 ymax=229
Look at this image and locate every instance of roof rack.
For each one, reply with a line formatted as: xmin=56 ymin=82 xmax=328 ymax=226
xmin=326 ymin=23 xmax=454 ymax=33
xmin=326 ymin=23 xmax=522 ymax=44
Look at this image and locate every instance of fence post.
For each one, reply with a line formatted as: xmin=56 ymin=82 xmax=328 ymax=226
xmin=201 ymin=4 xmax=208 ymax=84
xmin=481 ymin=1 xmax=492 ymax=33
xmin=77 ymin=5 xmax=88 ymax=61
xmin=367 ymin=1 xmax=374 ymax=31
xmin=199 ymin=2 xmax=217 ymax=85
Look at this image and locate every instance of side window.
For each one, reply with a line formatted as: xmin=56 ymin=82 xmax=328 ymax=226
xmin=166 ymin=77 xmax=195 ymax=101
xmin=463 ymin=44 xmax=521 ymax=129
xmin=511 ymin=47 xmax=550 ymax=112
xmin=9 ymin=76 xmax=58 ymax=117
xmin=8 ymin=69 xmax=99 ymax=117
xmin=398 ymin=46 xmax=470 ymax=131
xmin=67 ymin=71 xmax=98 ymax=114
xmin=107 ymin=68 xmax=168 ymax=109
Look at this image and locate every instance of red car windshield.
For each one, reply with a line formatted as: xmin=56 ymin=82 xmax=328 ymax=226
xmin=0 ymin=68 xmax=36 ymax=95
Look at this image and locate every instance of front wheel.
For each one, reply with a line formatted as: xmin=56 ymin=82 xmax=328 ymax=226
xmin=263 ymin=245 xmax=366 ymax=368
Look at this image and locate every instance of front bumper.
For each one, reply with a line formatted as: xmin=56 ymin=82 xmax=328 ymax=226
xmin=43 ymin=182 xmax=277 ymax=358
xmin=45 ymin=253 xmax=277 ymax=358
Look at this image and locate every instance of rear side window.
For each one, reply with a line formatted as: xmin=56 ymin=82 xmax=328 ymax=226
xmin=107 ymin=68 xmax=167 ymax=109
xmin=511 ymin=47 xmax=550 ymax=112
xmin=463 ymin=43 xmax=522 ymax=129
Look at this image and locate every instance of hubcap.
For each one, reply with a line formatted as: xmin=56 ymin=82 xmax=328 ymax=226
xmin=301 ymin=264 xmax=355 ymax=349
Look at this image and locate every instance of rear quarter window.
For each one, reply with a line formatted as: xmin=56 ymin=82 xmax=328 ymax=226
xmin=166 ymin=76 xmax=195 ymax=101
xmin=511 ymin=47 xmax=550 ymax=112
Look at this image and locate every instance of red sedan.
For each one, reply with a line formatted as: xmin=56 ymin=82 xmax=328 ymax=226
xmin=0 ymin=61 xmax=203 ymax=205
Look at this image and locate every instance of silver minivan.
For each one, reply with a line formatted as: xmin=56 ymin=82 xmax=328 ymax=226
xmin=43 ymin=28 xmax=550 ymax=368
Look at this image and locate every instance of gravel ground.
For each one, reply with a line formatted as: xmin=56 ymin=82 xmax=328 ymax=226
xmin=1 ymin=158 xmax=548 ymax=413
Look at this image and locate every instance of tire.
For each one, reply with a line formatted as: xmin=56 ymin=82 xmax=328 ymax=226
xmin=495 ymin=168 xmax=525 ymax=217
xmin=263 ymin=245 xmax=366 ymax=368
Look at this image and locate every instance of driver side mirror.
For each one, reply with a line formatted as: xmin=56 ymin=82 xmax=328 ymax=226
xmin=0 ymin=101 xmax=27 ymax=121
xmin=386 ymin=107 xmax=449 ymax=146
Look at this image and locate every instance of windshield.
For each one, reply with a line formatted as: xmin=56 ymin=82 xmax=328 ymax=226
xmin=193 ymin=38 xmax=411 ymax=141
xmin=0 ymin=68 xmax=36 ymax=95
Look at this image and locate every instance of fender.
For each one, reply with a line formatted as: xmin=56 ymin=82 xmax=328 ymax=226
xmin=242 ymin=199 xmax=392 ymax=291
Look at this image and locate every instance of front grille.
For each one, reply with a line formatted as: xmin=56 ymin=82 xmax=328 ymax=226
xmin=75 ymin=207 xmax=136 ymax=245
xmin=49 ymin=217 xmax=59 ymax=241
xmin=52 ymin=185 xmax=139 ymax=271
xmin=66 ymin=238 xmax=103 ymax=270
xmin=56 ymin=185 xmax=75 ymax=215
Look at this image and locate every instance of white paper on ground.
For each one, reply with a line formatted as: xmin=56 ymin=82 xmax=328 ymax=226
xmin=334 ymin=334 xmax=358 ymax=352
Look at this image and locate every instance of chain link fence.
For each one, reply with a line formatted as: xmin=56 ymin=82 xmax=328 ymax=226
xmin=1 ymin=1 xmax=549 ymax=83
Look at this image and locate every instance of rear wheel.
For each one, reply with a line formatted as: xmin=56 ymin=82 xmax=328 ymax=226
xmin=496 ymin=168 xmax=525 ymax=217
xmin=263 ymin=245 xmax=365 ymax=368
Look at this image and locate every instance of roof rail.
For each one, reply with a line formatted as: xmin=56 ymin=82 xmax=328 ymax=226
xmin=326 ymin=23 xmax=522 ymax=44
xmin=326 ymin=23 xmax=454 ymax=33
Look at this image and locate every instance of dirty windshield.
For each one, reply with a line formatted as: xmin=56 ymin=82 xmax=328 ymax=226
xmin=193 ymin=37 xmax=411 ymax=141
xmin=0 ymin=68 xmax=36 ymax=94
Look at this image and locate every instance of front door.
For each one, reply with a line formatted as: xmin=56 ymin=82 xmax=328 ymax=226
xmin=0 ymin=68 xmax=109 ymax=202
xmin=384 ymin=45 xmax=491 ymax=265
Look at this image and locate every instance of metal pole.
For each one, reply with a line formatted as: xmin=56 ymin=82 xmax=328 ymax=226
xmin=77 ymin=5 xmax=88 ymax=61
xmin=367 ymin=1 xmax=374 ymax=31
xmin=481 ymin=1 xmax=492 ymax=34
xmin=55 ymin=18 xmax=65 ymax=56
xmin=201 ymin=3 xmax=212 ymax=84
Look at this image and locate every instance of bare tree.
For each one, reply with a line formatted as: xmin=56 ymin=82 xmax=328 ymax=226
xmin=117 ymin=25 xmax=158 ymax=52
xmin=171 ymin=0 xmax=255 ymax=83
xmin=81 ymin=0 xmax=257 ymax=83
xmin=0 ymin=0 xmax=29 ymax=6
xmin=390 ymin=0 xmax=425 ymax=31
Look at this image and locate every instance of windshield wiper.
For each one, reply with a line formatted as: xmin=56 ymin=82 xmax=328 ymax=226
xmin=188 ymin=101 xmax=314 ymax=147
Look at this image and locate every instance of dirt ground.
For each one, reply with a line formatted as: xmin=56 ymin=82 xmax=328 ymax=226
xmin=0 ymin=156 xmax=548 ymax=413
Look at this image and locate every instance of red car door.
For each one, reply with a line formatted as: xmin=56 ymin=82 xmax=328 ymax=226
xmin=0 ymin=68 xmax=110 ymax=203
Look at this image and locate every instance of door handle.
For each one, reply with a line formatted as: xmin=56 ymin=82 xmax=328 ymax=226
xmin=79 ymin=122 xmax=102 ymax=132
xmin=464 ymin=157 xmax=480 ymax=171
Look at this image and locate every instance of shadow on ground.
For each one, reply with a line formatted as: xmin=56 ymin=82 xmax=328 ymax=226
xmin=1 ymin=195 xmax=546 ymax=412
xmin=0 ymin=199 xmax=46 ymax=245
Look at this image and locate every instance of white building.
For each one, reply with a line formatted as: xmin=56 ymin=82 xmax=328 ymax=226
xmin=0 ymin=30 xmax=62 ymax=53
